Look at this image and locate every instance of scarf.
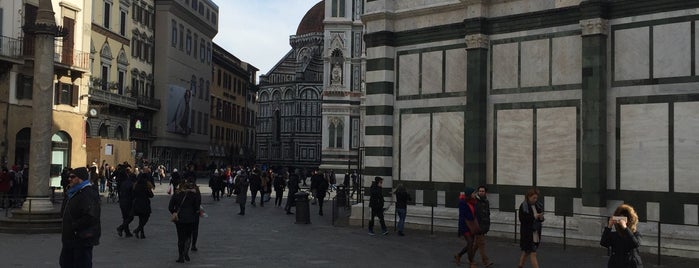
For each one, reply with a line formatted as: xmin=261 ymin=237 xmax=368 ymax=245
xmin=67 ymin=180 xmax=92 ymax=199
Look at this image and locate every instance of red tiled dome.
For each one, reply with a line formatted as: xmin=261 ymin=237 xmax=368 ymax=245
xmin=295 ymin=1 xmax=325 ymax=35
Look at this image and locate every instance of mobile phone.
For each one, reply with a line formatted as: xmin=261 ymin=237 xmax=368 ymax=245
xmin=612 ymin=216 xmax=627 ymax=222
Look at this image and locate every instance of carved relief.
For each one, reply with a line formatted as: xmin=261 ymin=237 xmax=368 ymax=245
xmin=580 ymin=18 xmax=609 ymax=36
xmin=465 ymin=34 xmax=489 ymax=49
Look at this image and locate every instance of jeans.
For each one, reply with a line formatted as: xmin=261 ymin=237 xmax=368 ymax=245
xmin=396 ymin=208 xmax=407 ymax=232
xmin=59 ymin=241 xmax=93 ymax=268
xmin=99 ymin=179 xmax=106 ymax=192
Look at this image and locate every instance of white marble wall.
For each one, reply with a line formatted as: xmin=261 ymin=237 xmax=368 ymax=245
xmin=653 ymin=22 xmax=691 ymax=78
xmin=496 ymin=109 xmax=533 ymax=186
xmin=685 ymin=204 xmax=699 ymax=225
xmin=537 ymin=107 xmax=577 ymax=188
xmin=399 ymin=53 xmax=420 ymax=96
xmin=445 ymin=48 xmax=467 ymax=92
xmin=400 ymin=113 xmax=430 ymax=181
xmin=432 ymin=112 xmax=464 ymax=183
xmin=521 ymin=39 xmax=550 ymax=87
xmin=614 ymin=27 xmax=650 ymax=81
xmin=422 ymin=51 xmax=443 ymax=94
xmin=552 ymin=35 xmax=582 ymax=85
xmin=492 ymin=43 xmax=519 ymax=89
xmin=674 ymin=102 xmax=699 ymax=193
xmin=619 ymin=103 xmax=669 ymax=192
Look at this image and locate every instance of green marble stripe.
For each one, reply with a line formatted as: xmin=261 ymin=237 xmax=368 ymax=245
xmin=365 ymin=82 xmax=394 ymax=95
xmin=365 ymin=126 xmax=393 ymax=136
xmin=490 ymin=84 xmax=582 ymax=95
xmin=396 ymin=91 xmax=468 ymax=101
xmin=366 ymin=58 xmax=395 ymax=71
xmin=364 ymin=146 xmax=393 ymax=157
xmin=363 ymin=166 xmax=392 ymax=176
xmin=366 ymin=105 xmax=394 ymax=115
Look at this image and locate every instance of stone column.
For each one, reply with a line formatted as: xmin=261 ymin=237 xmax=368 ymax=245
xmin=463 ymin=20 xmax=489 ymax=188
xmin=23 ymin=0 xmax=58 ymax=212
xmin=580 ymin=1 xmax=609 ymax=207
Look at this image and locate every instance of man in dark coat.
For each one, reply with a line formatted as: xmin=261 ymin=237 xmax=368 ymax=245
xmin=116 ymin=167 xmax=135 ymax=237
xmin=310 ymin=170 xmax=323 ymax=205
xmin=234 ymin=171 xmax=249 ymax=215
xmin=285 ymin=171 xmax=300 ymax=215
xmin=60 ymin=167 xmax=101 ymax=268
xmin=368 ymin=176 xmax=387 ymax=236
xmin=248 ymin=170 xmax=262 ymax=207
xmin=475 ymin=186 xmax=494 ymax=267
xmin=316 ymin=175 xmax=329 ymax=216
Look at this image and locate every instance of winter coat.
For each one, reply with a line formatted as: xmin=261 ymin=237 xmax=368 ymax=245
xmin=132 ymin=179 xmax=154 ymax=216
xmin=168 ymin=189 xmax=200 ymax=224
xmin=273 ymin=175 xmax=286 ymax=192
xmin=475 ymin=195 xmax=491 ymax=234
xmin=519 ymin=200 xmax=545 ymax=250
xmin=369 ymin=183 xmax=384 ymax=210
xmin=249 ymin=173 xmax=262 ymax=191
xmin=288 ymin=174 xmax=300 ymax=194
xmin=61 ymin=184 xmax=101 ymax=246
xmin=316 ymin=178 xmax=329 ymax=199
xmin=458 ymin=197 xmax=477 ymax=236
xmin=235 ymin=177 xmax=249 ymax=204
xmin=601 ymin=227 xmax=643 ymax=268
xmin=118 ymin=173 xmax=135 ymax=208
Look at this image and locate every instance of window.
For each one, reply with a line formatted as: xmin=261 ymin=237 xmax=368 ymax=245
xmin=103 ymin=1 xmax=111 ymax=28
xmin=331 ymin=0 xmax=345 ymax=17
xmin=199 ymin=39 xmax=205 ymax=61
xmin=179 ymin=25 xmax=184 ymax=50
xmin=351 ymin=118 xmax=359 ymax=148
xmin=101 ymin=65 xmax=109 ymax=91
xmin=193 ymin=34 xmax=198 ymax=58
xmin=211 ymin=12 xmax=217 ymax=24
xmin=117 ymin=70 xmax=125 ymax=94
xmin=192 ymin=0 xmax=197 ymax=10
xmin=171 ymin=20 xmax=177 ymax=47
xmin=217 ymin=69 xmax=221 ymax=86
xmin=273 ymin=110 xmax=281 ymax=142
xmin=186 ymin=30 xmax=192 ymax=55
xmin=54 ymin=82 xmax=78 ymax=106
xmin=119 ymin=10 xmax=126 ymax=35
xmin=207 ymin=42 xmax=212 ymax=63
xmin=328 ymin=120 xmax=344 ymax=148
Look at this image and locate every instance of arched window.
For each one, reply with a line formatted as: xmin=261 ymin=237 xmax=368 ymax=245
xmin=99 ymin=124 xmax=109 ymax=138
xmin=328 ymin=118 xmax=344 ymax=148
xmin=51 ymin=131 xmax=71 ymax=182
xmin=336 ymin=121 xmax=344 ymax=148
xmin=328 ymin=123 xmax=336 ymax=148
xmin=115 ymin=126 xmax=124 ymax=140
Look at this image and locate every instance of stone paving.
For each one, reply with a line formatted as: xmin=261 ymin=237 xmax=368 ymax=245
xmin=1 ymin=182 xmax=698 ymax=267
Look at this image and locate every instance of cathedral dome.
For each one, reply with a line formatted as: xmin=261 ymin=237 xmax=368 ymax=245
xmin=295 ymin=1 xmax=325 ymax=35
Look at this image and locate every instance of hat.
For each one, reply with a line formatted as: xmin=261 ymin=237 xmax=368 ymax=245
xmin=173 ymin=168 xmax=178 ymax=172
xmin=374 ymin=176 xmax=383 ymax=182
xmin=72 ymin=167 xmax=90 ymax=181
xmin=464 ymin=187 xmax=475 ymax=196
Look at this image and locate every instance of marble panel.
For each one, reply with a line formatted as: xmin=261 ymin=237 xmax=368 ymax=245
xmin=653 ymin=22 xmax=691 ymax=78
xmin=445 ymin=49 xmax=467 ymax=93
xmin=552 ymin=35 xmax=582 ymax=85
xmin=422 ymin=51 xmax=443 ymax=94
xmin=696 ymin=21 xmax=699 ymax=76
xmin=492 ymin=42 xmax=519 ymax=90
xmin=496 ymin=109 xmax=533 ymax=186
xmin=431 ymin=112 xmax=465 ymax=183
xmin=673 ymin=102 xmax=699 ymax=193
xmin=400 ymin=113 xmax=431 ymax=181
xmin=614 ymin=27 xmax=650 ymax=81
xmin=536 ymin=107 xmax=577 ymax=188
xmin=619 ymin=103 xmax=669 ymax=192
xmin=685 ymin=204 xmax=699 ymax=225
xmin=521 ymin=39 xmax=550 ymax=87
xmin=366 ymin=70 xmax=395 ymax=84
xmin=647 ymin=202 xmax=660 ymax=222
xmin=398 ymin=53 xmax=420 ymax=96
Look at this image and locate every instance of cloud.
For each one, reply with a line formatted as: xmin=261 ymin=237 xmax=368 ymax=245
xmin=213 ymin=0 xmax=322 ymax=77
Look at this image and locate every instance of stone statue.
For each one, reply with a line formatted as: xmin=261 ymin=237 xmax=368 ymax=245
xmin=331 ymin=64 xmax=342 ymax=85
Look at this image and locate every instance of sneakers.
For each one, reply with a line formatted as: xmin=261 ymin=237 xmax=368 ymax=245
xmin=382 ymin=230 xmax=389 ymax=235
xmin=368 ymin=230 xmax=375 ymax=236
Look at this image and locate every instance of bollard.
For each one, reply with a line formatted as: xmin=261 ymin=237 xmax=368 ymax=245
xmin=514 ymin=210 xmax=518 ymax=243
xmin=431 ymin=206 xmax=434 ymax=235
xmin=294 ymin=192 xmax=311 ymax=224
xmin=361 ymin=196 xmax=365 ymax=228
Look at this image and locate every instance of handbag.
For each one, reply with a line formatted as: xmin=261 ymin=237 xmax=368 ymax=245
xmin=171 ymin=194 xmax=187 ymax=222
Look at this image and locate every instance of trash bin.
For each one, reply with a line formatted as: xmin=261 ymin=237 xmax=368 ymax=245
xmin=295 ymin=192 xmax=311 ymax=224
xmin=336 ymin=185 xmax=347 ymax=208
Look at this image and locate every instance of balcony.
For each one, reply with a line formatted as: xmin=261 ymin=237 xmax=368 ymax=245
xmin=0 ymin=35 xmax=23 ymax=64
xmin=135 ymin=96 xmax=161 ymax=111
xmin=22 ymin=38 xmax=89 ymax=74
xmin=89 ymin=87 xmax=138 ymax=110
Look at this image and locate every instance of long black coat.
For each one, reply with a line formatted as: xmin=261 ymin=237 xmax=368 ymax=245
xmin=519 ymin=201 xmax=544 ymax=251
xmin=601 ymin=227 xmax=643 ymax=268
xmin=132 ymin=179 xmax=153 ymax=216
xmin=168 ymin=189 xmax=200 ymax=224
xmin=61 ymin=184 xmax=101 ymax=246
xmin=235 ymin=177 xmax=249 ymax=204
xmin=118 ymin=173 xmax=135 ymax=208
xmin=369 ymin=183 xmax=384 ymax=210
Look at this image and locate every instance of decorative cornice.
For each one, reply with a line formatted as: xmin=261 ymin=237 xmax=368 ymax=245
xmin=580 ymin=18 xmax=609 ymax=36
xmin=465 ymin=33 xmax=489 ymax=49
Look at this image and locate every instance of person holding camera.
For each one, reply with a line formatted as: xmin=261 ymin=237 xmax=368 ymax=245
xmin=600 ymin=204 xmax=643 ymax=268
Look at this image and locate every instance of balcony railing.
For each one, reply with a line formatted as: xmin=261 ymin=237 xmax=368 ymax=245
xmin=0 ymin=35 xmax=23 ymax=59
xmin=89 ymin=87 xmax=138 ymax=109
xmin=22 ymin=38 xmax=89 ymax=71
xmin=135 ymin=96 xmax=161 ymax=110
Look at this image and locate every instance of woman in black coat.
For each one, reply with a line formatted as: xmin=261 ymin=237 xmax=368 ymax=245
xmin=132 ymin=173 xmax=154 ymax=239
xmin=601 ymin=204 xmax=643 ymax=268
xmin=273 ymin=172 xmax=286 ymax=207
xmin=518 ymin=188 xmax=544 ymax=268
xmin=169 ymin=182 xmax=201 ymax=263
xmin=234 ymin=172 xmax=249 ymax=215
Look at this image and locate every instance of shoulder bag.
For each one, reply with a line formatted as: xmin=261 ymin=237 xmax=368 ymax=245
xmin=171 ymin=193 xmax=187 ymax=222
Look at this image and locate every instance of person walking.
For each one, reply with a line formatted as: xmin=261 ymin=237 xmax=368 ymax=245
xmin=454 ymin=187 xmax=479 ymax=267
xmin=368 ymin=177 xmax=388 ymax=236
xmin=600 ymin=204 xmax=643 ymax=268
xmin=170 ymin=168 xmax=182 ymax=193
xmin=518 ymin=188 xmax=544 ymax=268
xmin=0 ymin=168 xmax=10 ymax=209
xmin=169 ymin=182 xmax=200 ymax=263
xmin=310 ymin=170 xmax=323 ymax=205
xmin=285 ymin=171 xmax=300 ymax=215
xmin=474 ymin=186 xmax=494 ymax=267
xmin=273 ymin=171 xmax=286 ymax=207
xmin=209 ymin=169 xmax=221 ymax=201
xmin=394 ymin=184 xmax=411 ymax=236
xmin=234 ymin=171 xmax=249 ymax=215
xmin=132 ymin=172 xmax=154 ymax=239
xmin=248 ymin=169 xmax=261 ymax=207
xmin=316 ymin=174 xmax=329 ymax=216
xmin=190 ymin=184 xmax=203 ymax=251
xmin=116 ymin=166 xmax=135 ymax=238
xmin=59 ymin=167 xmax=101 ymax=268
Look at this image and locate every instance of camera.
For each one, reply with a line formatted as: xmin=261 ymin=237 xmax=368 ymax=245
xmin=612 ymin=216 xmax=627 ymax=222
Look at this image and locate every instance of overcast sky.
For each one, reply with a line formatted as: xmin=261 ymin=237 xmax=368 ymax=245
xmin=213 ymin=0 xmax=322 ymax=78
